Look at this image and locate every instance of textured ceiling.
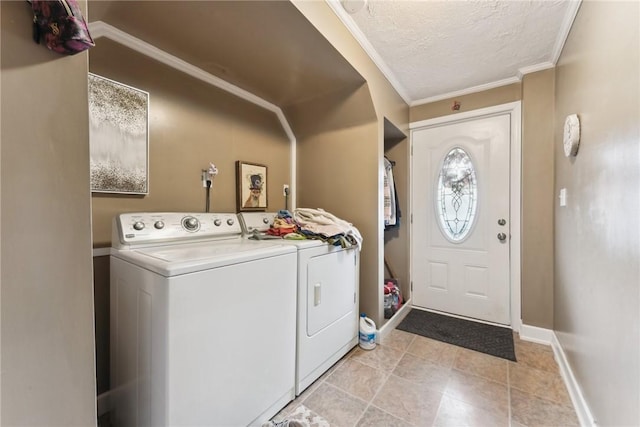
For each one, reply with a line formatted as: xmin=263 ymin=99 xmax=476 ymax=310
xmin=332 ymin=0 xmax=580 ymax=105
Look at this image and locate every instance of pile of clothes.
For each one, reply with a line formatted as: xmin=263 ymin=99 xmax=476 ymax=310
xmin=265 ymin=210 xmax=298 ymax=237
xmin=261 ymin=208 xmax=362 ymax=249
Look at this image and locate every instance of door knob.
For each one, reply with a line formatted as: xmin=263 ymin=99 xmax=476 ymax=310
xmin=497 ymin=232 xmax=507 ymax=242
xmin=498 ymin=218 xmax=506 ymax=226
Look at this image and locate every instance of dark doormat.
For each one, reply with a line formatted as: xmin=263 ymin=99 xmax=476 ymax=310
xmin=397 ymin=309 xmax=517 ymax=361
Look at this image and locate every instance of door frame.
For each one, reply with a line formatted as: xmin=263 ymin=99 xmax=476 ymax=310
xmin=409 ymin=101 xmax=522 ymax=330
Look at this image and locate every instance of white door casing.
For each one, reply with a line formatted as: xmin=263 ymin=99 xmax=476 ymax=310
xmin=410 ymin=102 xmax=521 ymax=327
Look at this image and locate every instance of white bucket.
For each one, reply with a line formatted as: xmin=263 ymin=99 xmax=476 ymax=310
xmin=358 ymin=313 xmax=377 ymax=350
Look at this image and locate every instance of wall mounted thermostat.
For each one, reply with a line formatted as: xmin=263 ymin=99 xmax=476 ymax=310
xmin=563 ymin=114 xmax=581 ymax=157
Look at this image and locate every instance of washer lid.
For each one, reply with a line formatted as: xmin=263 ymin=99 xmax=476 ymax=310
xmin=112 ymin=240 xmax=295 ymax=277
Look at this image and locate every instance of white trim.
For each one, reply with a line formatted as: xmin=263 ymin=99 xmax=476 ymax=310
xmin=410 ymin=76 xmax=520 ymax=107
xmin=377 ymin=299 xmax=412 ymax=342
xmin=409 ymin=102 xmax=522 ymax=330
xmin=551 ymin=333 xmax=597 ymax=427
xmin=324 ymin=0 xmax=412 ymax=105
xmin=509 ymin=102 xmax=522 ymax=333
xmin=88 ymin=21 xmax=297 ymax=209
xmin=551 ymin=0 xmax=582 ymax=64
xmin=517 ymin=62 xmax=555 ymax=80
xmin=519 ymin=323 xmax=554 ymax=345
xmin=93 ymin=247 xmax=110 ymax=257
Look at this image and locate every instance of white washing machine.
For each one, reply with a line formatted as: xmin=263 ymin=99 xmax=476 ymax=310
xmin=110 ymin=212 xmax=297 ymax=426
xmin=239 ymin=212 xmax=359 ymax=395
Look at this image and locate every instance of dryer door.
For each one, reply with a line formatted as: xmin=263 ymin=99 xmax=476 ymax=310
xmin=306 ymin=249 xmax=357 ymax=336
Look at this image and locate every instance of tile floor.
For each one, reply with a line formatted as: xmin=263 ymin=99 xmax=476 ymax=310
xmin=274 ymin=329 xmax=579 ymax=427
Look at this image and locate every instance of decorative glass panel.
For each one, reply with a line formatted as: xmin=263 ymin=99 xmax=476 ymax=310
xmin=436 ymin=147 xmax=478 ymax=241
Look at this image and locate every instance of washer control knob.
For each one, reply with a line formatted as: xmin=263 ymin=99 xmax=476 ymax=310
xmin=133 ymin=221 xmax=145 ymax=231
xmin=214 ymin=219 xmax=222 ymax=227
xmin=262 ymin=218 xmax=269 ymax=224
xmin=227 ymin=218 xmax=235 ymax=226
xmin=183 ymin=217 xmax=199 ymax=231
xmin=154 ymin=221 xmax=165 ymax=230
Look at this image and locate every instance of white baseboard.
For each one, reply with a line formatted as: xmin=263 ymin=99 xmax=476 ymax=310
xmin=519 ymin=323 xmax=554 ymax=345
xmin=519 ymin=324 xmax=595 ymax=427
xmin=377 ymin=299 xmax=412 ymax=342
xmin=93 ymin=247 xmax=110 ymax=257
xmin=551 ymin=333 xmax=596 ymax=427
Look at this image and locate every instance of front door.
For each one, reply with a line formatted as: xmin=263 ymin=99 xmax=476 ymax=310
xmin=411 ymin=114 xmax=511 ymax=325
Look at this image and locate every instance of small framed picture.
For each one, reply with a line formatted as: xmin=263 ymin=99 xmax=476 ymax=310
xmin=236 ymin=161 xmax=267 ymax=212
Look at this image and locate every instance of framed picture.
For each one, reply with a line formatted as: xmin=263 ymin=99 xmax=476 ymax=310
xmin=88 ymin=73 xmax=149 ymax=194
xmin=236 ymin=161 xmax=268 ymax=211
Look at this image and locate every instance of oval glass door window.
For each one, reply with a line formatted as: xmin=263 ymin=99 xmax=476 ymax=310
xmin=436 ymin=147 xmax=478 ymax=242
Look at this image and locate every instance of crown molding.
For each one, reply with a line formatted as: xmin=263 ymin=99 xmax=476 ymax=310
xmin=410 ymin=76 xmax=520 ymax=107
xmin=517 ymin=62 xmax=555 ymax=80
xmin=551 ymin=0 xmax=582 ymax=64
xmin=325 ymin=0 xmax=412 ymax=105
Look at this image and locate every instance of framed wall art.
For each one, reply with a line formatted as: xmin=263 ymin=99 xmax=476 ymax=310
xmin=236 ymin=161 xmax=268 ymax=211
xmin=88 ymin=73 xmax=149 ymax=194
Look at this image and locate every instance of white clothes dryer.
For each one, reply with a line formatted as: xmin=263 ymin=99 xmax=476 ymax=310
xmin=239 ymin=212 xmax=359 ymax=395
xmin=110 ymin=212 xmax=297 ymax=426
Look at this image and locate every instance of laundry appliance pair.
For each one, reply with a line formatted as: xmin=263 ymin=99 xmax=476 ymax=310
xmin=109 ymin=211 xmax=359 ymax=426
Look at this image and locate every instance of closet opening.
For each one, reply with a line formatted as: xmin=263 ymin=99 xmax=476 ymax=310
xmin=382 ymin=117 xmax=410 ymax=327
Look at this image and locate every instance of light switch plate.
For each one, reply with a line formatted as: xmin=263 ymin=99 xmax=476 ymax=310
xmin=559 ymin=188 xmax=567 ymax=207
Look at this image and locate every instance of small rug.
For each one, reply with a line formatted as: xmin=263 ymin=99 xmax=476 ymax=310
xmin=265 ymin=405 xmax=330 ymax=427
xmin=397 ymin=309 xmax=517 ymax=361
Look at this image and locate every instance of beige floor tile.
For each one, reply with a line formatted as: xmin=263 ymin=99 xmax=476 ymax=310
xmin=349 ymin=344 xmax=405 ymax=372
xmin=325 ymin=359 xmax=388 ymax=403
xmin=295 ymin=373 xmax=326 ymax=404
xmin=454 ymin=347 xmax=508 ymax=384
xmin=514 ymin=340 xmax=559 ymax=374
xmin=273 ymin=327 xmax=580 ymax=427
xmin=355 ymin=405 xmax=413 ymax=427
xmin=433 ymin=395 xmax=509 ymax=427
xmin=379 ymin=329 xmax=415 ymax=352
xmin=510 ymin=388 xmax=579 ymax=427
xmin=444 ymin=369 xmax=509 ymax=416
xmin=303 ymin=382 xmax=367 ymax=427
xmin=392 ymin=352 xmax=452 ymax=393
xmin=372 ymin=374 xmax=443 ymax=426
xmin=406 ymin=335 xmax=460 ymax=368
xmin=509 ymin=363 xmax=572 ymax=406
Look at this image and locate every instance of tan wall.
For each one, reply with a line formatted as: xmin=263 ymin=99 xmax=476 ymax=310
xmin=553 ymin=2 xmax=639 ymax=425
xmin=292 ymin=0 xmax=410 ymax=327
xmin=90 ymin=39 xmax=290 ymax=246
xmin=295 ymin=122 xmax=379 ymax=317
xmin=1 ymin=1 xmax=97 ymax=425
xmin=521 ymin=69 xmax=555 ymax=328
